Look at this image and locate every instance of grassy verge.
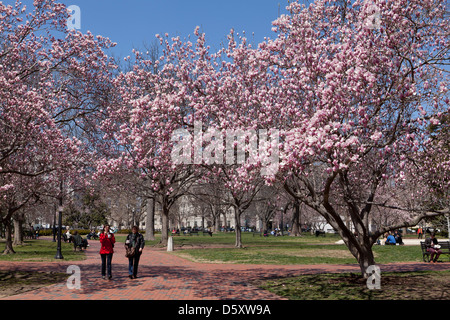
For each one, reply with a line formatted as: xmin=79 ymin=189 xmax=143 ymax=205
xmin=254 ymin=270 xmax=450 ymax=300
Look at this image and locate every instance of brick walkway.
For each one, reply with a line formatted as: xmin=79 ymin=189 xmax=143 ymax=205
xmin=1 ymin=238 xmax=449 ymax=300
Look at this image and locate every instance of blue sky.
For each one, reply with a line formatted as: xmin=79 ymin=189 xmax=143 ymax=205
xmin=57 ymin=0 xmax=290 ymax=58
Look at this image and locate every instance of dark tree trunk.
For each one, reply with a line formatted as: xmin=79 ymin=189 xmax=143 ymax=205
xmin=290 ymin=200 xmax=302 ymax=237
xmin=340 ymin=229 xmax=376 ymax=278
xmin=2 ymin=219 xmax=15 ymax=254
xmin=144 ymin=196 xmax=155 ymax=241
xmin=160 ymin=203 xmax=169 ymax=246
xmin=13 ymin=213 xmax=24 ymax=246
xmin=357 ymin=245 xmax=377 ymax=278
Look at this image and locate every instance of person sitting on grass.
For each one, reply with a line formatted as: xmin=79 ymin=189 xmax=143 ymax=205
xmin=385 ymin=232 xmax=396 ymax=245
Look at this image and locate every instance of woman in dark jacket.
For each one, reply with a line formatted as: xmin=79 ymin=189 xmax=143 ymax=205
xmin=125 ymin=226 xmax=145 ymax=279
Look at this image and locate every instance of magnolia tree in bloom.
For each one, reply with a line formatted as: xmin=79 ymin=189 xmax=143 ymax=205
xmin=96 ymin=26 xmax=282 ymax=246
xmin=96 ymin=30 xmax=221 ymax=245
xmin=192 ymin=30 xmax=282 ymax=247
xmin=253 ymin=0 xmax=450 ymax=275
xmin=0 ymin=0 xmax=116 ymax=253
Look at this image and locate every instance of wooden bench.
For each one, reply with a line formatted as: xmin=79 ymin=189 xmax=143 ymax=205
xmin=73 ymin=236 xmax=88 ymax=252
xmin=24 ymin=230 xmax=35 ymax=240
xmin=189 ymin=231 xmax=199 ymax=236
xmin=202 ymin=230 xmax=213 ymax=236
xmin=315 ymin=230 xmax=325 ymax=237
xmin=420 ymin=241 xmax=450 ymax=262
xmin=62 ymin=233 xmax=73 ymax=243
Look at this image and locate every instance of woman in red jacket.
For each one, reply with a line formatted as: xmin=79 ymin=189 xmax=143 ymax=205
xmin=99 ymin=225 xmax=115 ymax=280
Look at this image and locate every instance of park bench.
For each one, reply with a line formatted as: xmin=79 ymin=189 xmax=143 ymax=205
xmin=73 ymin=235 xmax=88 ymax=252
xmin=62 ymin=233 xmax=69 ymax=242
xmin=24 ymin=230 xmax=35 ymax=240
xmin=253 ymin=231 xmax=262 ymax=237
xmin=202 ymin=230 xmax=213 ymax=236
xmin=420 ymin=241 xmax=450 ymax=262
xmin=315 ymin=230 xmax=326 ymax=237
xmin=189 ymin=231 xmax=199 ymax=236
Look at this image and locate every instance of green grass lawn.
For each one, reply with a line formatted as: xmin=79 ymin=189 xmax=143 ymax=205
xmin=164 ymin=232 xmax=427 ymax=265
xmin=0 ymin=232 xmax=438 ymax=265
xmin=255 ymin=270 xmax=450 ymax=300
xmin=0 ymin=239 xmax=87 ymax=262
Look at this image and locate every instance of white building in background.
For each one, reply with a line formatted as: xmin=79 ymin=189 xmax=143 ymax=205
xmin=119 ymin=195 xmax=237 ymax=232
xmin=168 ymin=195 xmax=237 ymax=230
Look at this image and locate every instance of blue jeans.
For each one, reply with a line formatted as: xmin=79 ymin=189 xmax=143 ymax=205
xmin=100 ymin=253 xmax=113 ymax=277
xmin=128 ymin=252 xmax=141 ymax=277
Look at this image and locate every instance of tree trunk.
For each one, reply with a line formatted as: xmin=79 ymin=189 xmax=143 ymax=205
xmin=356 ymin=244 xmax=377 ymax=278
xmin=341 ymin=232 xmax=376 ymax=278
xmin=13 ymin=213 xmax=24 ymax=246
xmin=216 ymin=210 xmax=221 ymax=233
xmin=2 ymin=219 xmax=15 ymax=254
xmin=290 ymin=200 xmax=302 ymax=237
xmin=211 ymin=207 xmax=220 ymax=233
xmin=223 ymin=212 xmax=228 ymax=231
xmin=160 ymin=203 xmax=169 ymax=246
xmin=234 ymin=207 xmax=242 ymax=248
xmin=144 ymin=196 xmax=155 ymax=241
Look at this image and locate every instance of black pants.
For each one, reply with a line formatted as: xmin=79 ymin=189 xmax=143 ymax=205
xmin=100 ymin=253 xmax=113 ymax=277
xmin=128 ymin=252 xmax=142 ymax=277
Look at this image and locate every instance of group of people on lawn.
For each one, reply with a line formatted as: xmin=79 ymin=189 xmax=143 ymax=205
xmin=382 ymin=230 xmax=404 ymax=245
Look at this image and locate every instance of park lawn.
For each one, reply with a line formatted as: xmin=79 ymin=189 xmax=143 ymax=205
xmin=0 ymin=239 xmax=87 ymax=262
xmin=167 ymin=232 xmax=426 ymax=265
xmin=254 ymin=270 xmax=450 ymax=300
xmin=0 ymin=232 xmax=433 ymax=265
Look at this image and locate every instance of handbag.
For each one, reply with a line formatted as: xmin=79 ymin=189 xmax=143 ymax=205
xmin=125 ymin=246 xmax=135 ymax=258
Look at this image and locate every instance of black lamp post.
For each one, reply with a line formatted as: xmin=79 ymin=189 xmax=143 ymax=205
xmin=52 ymin=204 xmax=57 ymax=242
xmin=55 ymin=181 xmax=64 ymax=259
xmin=54 ymin=199 xmax=64 ymax=259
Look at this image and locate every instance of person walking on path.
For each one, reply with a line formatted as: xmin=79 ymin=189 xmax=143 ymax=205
xmin=125 ymin=225 xmax=145 ymax=279
xmin=417 ymin=227 xmax=423 ymax=239
xmin=99 ymin=225 xmax=115 ymax=280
